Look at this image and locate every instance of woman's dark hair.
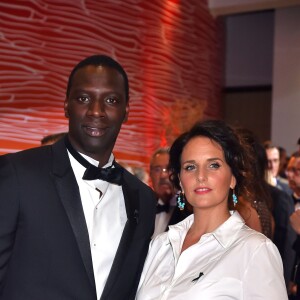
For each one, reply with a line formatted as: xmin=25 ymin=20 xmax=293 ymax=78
xmin=235 ymin=127 xmax=272 ymax=210
xmin=169 ymin=120 xmax=249 ymax=198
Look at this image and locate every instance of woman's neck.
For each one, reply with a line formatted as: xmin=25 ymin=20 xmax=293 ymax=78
xmin=181 ymin=208 xmax=230 ymax=253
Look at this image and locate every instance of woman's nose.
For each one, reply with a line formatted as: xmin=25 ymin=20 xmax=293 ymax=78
xmin=196 ymin=168 xmax=207 ymax=182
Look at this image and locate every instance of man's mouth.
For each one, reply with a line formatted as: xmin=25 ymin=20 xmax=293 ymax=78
xmin=84 ymin=126 xmax=106 ymax=137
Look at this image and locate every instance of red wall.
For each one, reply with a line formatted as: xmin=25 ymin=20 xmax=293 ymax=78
xmin=0 ymin=0 xmax=223 ymax=167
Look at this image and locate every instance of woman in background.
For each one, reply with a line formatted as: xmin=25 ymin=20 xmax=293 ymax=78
xmin=234 ymin=127 xmax=274 ymax=239
xmin=136 ymin=120 xmax=287 ymax=300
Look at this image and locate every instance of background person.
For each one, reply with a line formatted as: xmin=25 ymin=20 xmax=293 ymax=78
xmin=236 ymin=128 xmax=295 ymax=288
xmin=149 ymin=148 xmax=188 ymax=238
xmin=136 ymin=120 xmax=287 ymax=300
xmin=234 ymin=128 xmax=274 ymax=239
xmin=0 ymin=54 xmax=156 ymax=300
xmin=265 ymin=142 xmax=291 ymax=195
xmin=286 ymin=153 xmax=300 ymax=298
xmin=40 ymin=132 xmax=67 ymax=145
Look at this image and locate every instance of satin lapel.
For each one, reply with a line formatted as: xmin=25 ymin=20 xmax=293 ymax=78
xmin=51 ymin=139 xmax=96 ymax=289
xmin=100 ymin=168 xmax=139 ymax=299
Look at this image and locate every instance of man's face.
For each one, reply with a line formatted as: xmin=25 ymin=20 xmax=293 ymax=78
xmin=266 ymin=148 xmax=280 ymax=177
xmin=150 ymin=152 xmax=174 ymax=204
xmin=286 ymin=157 xmax=300 ymax=196
xmin=64 ymin=65 xmax=129 ymax=162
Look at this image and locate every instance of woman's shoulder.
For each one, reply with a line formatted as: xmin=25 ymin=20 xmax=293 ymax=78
xmin=236 ymin=223 xmax=277 ymax=253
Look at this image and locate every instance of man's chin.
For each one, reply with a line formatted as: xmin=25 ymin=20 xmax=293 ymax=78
xmin=159 ymin=192 xmax=174 ymax=203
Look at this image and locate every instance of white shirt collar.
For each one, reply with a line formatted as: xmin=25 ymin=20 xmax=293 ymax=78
xmin=79 ymin=152 xmax=114 ymax=168
xmin=168 ymin=211 xmax=245 ymax=249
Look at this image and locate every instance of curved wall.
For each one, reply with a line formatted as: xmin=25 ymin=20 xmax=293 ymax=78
xmin=0 ymin=0 xmax=223 ymax=166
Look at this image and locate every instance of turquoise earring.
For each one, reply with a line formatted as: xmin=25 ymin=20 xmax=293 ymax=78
xmin=232 ymin=190 xmax=238 ymax=207
xmin=177 ymin=191 xmax=186 ymax=211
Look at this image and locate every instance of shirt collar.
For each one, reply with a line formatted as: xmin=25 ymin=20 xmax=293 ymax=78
xmin=212 ymin=211 xmax=245 ymax=248
xmin=80 ymin=152 xmax=114 ymax=168
xmin=168 ymin=211 xmax=245 ymax=249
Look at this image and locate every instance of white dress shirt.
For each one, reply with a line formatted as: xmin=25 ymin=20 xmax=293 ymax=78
xmin=68 ymin=151 xmax=127 ymax=299
xmin=136 ymin=211 xmax=288 ymax=300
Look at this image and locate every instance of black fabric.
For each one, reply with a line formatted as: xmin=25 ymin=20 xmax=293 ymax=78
xmin=293 ymin=194 xmax=300 ymax=205
xmin=156 ymin=204 xmax=170 ymax=214
xmin=0 ymin=138 xmax=157 ymax=300
xmin=64 ymin=136 xmax=123 ymax=185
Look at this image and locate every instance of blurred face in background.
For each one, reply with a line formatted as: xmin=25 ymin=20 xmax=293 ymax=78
xmin=266 ymin=147 xmax=280 ymax=178
xmin=150 ymin=152 xmax=174 ymax=204
xmin=286 ymin=156 xmax=300 ymax=196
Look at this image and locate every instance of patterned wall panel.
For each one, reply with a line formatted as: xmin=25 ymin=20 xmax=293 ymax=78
xmin=0 ymin=0 xmax=223 ymax=168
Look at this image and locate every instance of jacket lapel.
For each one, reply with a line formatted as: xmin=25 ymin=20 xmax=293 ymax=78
xmin=51 ymin=139 xmax=96 ymax=290
xmin=100 ymin=167 xmax=139 ymax=299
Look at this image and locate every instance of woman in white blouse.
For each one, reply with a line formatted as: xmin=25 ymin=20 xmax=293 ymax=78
xmin=136 ymin=120 xmax=288 ymax=300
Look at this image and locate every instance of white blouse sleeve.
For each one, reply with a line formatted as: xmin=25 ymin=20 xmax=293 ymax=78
xmin=243 ymin=239 xmax=288 ymax=300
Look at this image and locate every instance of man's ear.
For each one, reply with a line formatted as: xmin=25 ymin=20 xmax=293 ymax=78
xmin=64 ymin=99 xmax=69 ymax=118
xmin=123 ymin=103 xmax=129 ymax=123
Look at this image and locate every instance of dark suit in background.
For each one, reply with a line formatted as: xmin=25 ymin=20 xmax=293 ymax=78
xmin=270 ymin=185 xmax=296 ymax=286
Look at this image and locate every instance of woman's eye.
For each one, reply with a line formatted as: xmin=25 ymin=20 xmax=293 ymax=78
xmin=209 ymin=162 xmax=220 ymax=169
xmin=183 ymin=164 xmax=196 ymax=171
xmin=77 ymin=96 xmax=89 ymax=103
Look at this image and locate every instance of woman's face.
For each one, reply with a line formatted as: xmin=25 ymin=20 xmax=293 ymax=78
xmin=179 ymin=136 xmax=236 ymax=211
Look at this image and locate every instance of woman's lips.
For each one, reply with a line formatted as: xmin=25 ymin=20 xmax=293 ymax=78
xmin=194 ymin=187 xmax=211 ymax=194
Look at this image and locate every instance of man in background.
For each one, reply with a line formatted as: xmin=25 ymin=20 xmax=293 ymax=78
xmin=265 ymin=142 xmax=291 ymax=195
xmin=149 ymin=148 xmax=187 ymax=238
xmin=288 ymin=153 xmax=300 ymax=298
xmin=41 ymin=132 xmax=67 ymax=145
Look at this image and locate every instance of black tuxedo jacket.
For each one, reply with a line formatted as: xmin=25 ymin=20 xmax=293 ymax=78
xmin=0 ymin=139 xmax=156 ymax=300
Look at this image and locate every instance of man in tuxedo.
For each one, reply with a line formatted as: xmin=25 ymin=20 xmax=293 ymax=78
xmin=149 ymin=148 xmax=187 ymax=238
xmin=0 ymin=55 xmax=156 ymax=300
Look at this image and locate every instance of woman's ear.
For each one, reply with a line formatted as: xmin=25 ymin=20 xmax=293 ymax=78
xmin=178 ymin=176 xmax=184 ymax=193
xmin=230 ymin=175 xmax=237 ymax=190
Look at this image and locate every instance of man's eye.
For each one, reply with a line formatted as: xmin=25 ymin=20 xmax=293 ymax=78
xmin=209 ymin=162 xmax=220 ymax=169
xmin=106 ymin=97 xmax=118 ymax=104
xmin=77 ymin=96 xmax=89 ymax=103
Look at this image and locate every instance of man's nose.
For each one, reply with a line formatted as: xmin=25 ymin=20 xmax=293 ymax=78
xmin=87 ymin=100 xmax=105 ymax=117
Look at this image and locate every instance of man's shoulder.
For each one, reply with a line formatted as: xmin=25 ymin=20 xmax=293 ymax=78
xmin=0 ymin=139 xmax=65 ymax=167
xmin=1 ymin=145 xmax=48 ymax=161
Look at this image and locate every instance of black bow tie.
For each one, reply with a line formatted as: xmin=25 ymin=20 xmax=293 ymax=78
xmin=156 ymin=203 xmax=170 ymax=214
xmin=64 ymin=136 xmax=123 ymax=185
xmin=293 ymin=195 xmax=300 ymax=205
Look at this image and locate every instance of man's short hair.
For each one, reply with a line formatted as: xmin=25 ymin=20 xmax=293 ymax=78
xmin=66 ymin=54 xmax=129 ymax=102
xmin=150 ymin=147 xmax=170 ymax=167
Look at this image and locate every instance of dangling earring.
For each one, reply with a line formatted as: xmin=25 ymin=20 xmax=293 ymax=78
xmin=232 ymin=190 xmax=238 ymax=207
xmin=177 ymin=191 xmax=186 ymax=211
